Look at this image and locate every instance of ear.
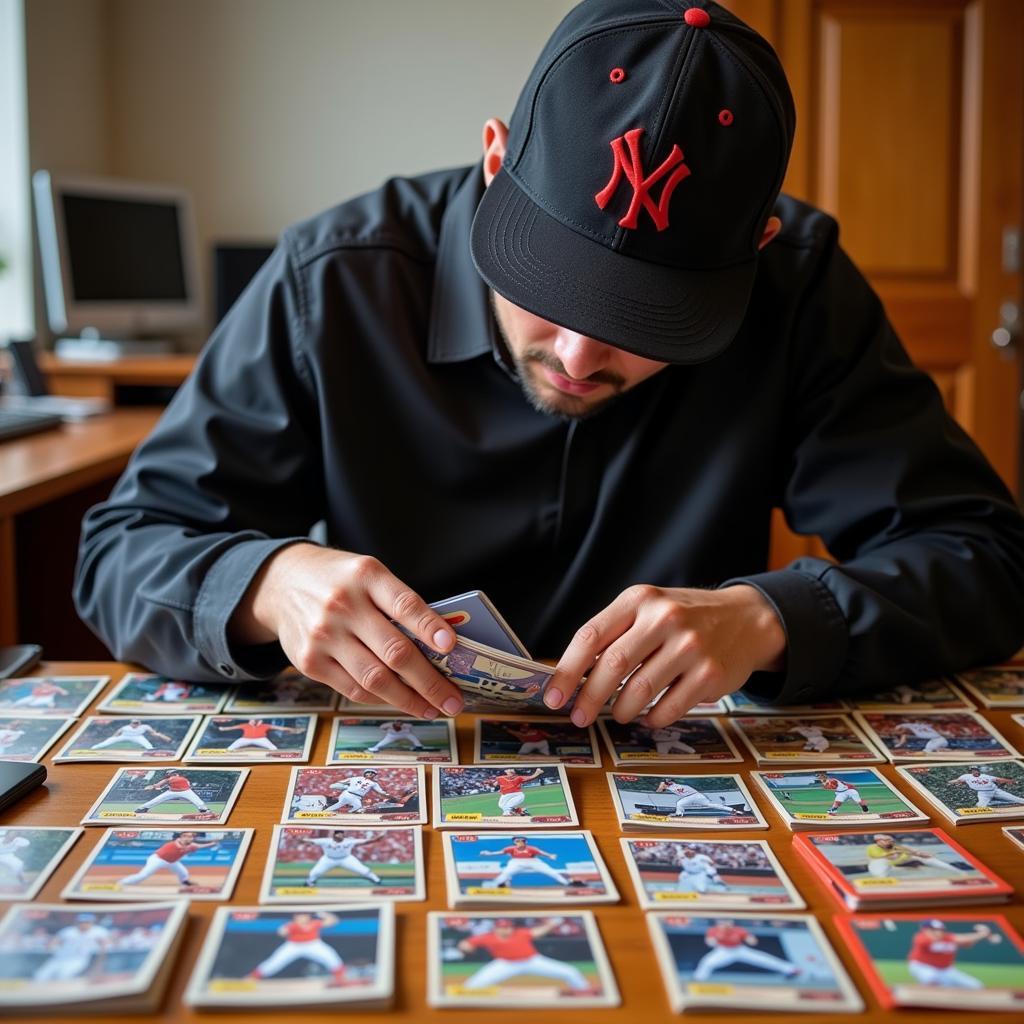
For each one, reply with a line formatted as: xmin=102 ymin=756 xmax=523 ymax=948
xmin=482 ymin=117 xmax=509 ymax=186
xmin=758 ymin=215 xmax=782 ymax=251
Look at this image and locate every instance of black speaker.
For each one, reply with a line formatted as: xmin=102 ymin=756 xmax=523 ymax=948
xmin=213 ymin=243 xmax=275 ymax=325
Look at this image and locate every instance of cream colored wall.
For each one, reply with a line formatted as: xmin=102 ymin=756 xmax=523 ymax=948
xmin=25 ymin=0 xmax=577 ymax=345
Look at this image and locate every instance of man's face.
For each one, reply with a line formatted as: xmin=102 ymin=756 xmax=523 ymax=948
xmin=491 ymin=290 xmax=669 ymax=420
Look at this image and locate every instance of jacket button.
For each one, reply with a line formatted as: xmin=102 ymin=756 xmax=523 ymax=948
xmin=218 ymin=663 xmax=236 ymax=677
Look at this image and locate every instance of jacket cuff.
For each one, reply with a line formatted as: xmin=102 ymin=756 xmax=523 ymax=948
xmin=719 ymin=569 xmax=848 ymax=704
xmin=194 ymin=537 xmax=310 ymax=682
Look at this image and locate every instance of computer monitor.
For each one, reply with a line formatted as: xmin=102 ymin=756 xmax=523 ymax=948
xmin=32 ymin=170 xmax=202 ymax=342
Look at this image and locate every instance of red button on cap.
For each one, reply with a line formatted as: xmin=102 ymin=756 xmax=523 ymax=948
xmin=684 ymin=8 xmax=710 ymax=27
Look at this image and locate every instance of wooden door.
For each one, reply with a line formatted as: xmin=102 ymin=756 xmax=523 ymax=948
xmin=720 ymin=0 xmax=1024 ymax=567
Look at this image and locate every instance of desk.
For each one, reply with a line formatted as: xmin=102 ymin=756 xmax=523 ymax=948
xmin=2 ymin=660 xmax=1022 ymax=1023
xmin=39 ymin=354 xmax=196 ymax=403
xmin=0 ymin=411 xmax=162 ymax=652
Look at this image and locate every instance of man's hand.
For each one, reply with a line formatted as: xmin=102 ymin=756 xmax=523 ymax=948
xmin=544 ymin=584 xmax=787 ymax=727
xmin=229 ymin=543 xmax=463 ymax=719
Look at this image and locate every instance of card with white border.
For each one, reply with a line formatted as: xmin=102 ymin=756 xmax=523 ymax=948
xmin=607 ymin=771 xmax=767 ymax=831
xmin=0 ymin=825 xmax=82 ymax=900
xmin=259 ymin=824 xmax=425 ymax=904
xmin=225 ymin=672 xmax=340 ymax=713
xmin=442 ymin=830 xmax=618 ymax=907
xmin=184 ymin=713 xmax=316 ymax=763
xmin=597 ymin=715 xmax=742 ymax=765
xmin=97 ymin=673 xmax=230 ymax=715
xmin=473 ymin=716 xmax=600 ymax=767
xmin=0 ymin=715 xmax=76 ymax=762
xmin=647 ymin=910 xmax=863 ymax=1014
xmin=1003 ymin=824 xmax=1024 ymax=853
xmin=82 ymin=766 xmax=250 ymax=826
xmin=282 ymin=765 xmax=427 ymax=827
xmin=620 ymin=837 xmax=804 ymax=911
xmin=724 ymin=691 xmax=850 ymax=714
xmin=427 ymin=910 xmax=619 ymax=1008
xmin=895 ymin=759 xmax=1024 ymax=825
xmin=184 ymin=903 xmax=395 ymax=1009
xmin=0 ymin=900 xmax=188 ymax=1012
xmin=53 ymin=715 xmax=199 ymax=763
xmin=329 ymin=715 xmax=457 ymax=765
xmin=0 ymin=675 xmax=108 ymax=716
xmin=853 ymin=710 xmax=1022 ymax=763
xmin=730 ymin=714 xmax=884 ymax=765
xmin=751 ymin=766 xmax=929 ymax=831
xmin=62 ymin=827 xmax=253 ymax=902
xmin=433 ymin=764 xmax=578 ymax=829
xmin=850 ymin=678 xmax=974 ymax=711
xmin=955 ymin=665 xmax=1024 ymax=708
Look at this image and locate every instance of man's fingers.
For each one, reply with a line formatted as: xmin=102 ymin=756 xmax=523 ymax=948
xmin=608 ymin=644 xmax=695 ymax=723
xmin=643 ymin=663 xmax=724 ymax=727
xmin=363 ymin=559 xmax=455 ymax=654
xmin=292 ymin=651 xmax=395 ymax=711
xmin=341 ymin=639 xmax=443 ymax=719
xmin=568 ymin=630 xmax=663 ymax=727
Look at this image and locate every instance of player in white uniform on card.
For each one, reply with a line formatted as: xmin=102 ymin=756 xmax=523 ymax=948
xmin=677 ymin=847 xmax=728 ymax=893
xmin=0 ymin=725 xmax=26 ymax=756
xmin=792 ymin=724 xmax=830 ymax=753
xmin=693 ymin=920 xmax=800 ymax=980
xmin=657 ymin=780 xmax=738 ymax=817
xmin=304 ymin=831 xmax=383 ymax=886
xmin=248 ymin=911 xmax=346 ymax=985
xmin=893 ymin=721 xmax=949 ymax=754
xmin=951 ymin=766 xmax=1024 ymax=807
xmin=478 ymin=836 xmax=581 ymax=889
xmin=366 ymin=721 xmax=426 ymax=753
xmin=142 ymin=681 xmax=191 ymax=703
xmin=816 ymin=772 xmax=870 ymax=814
xmin=91 ymin=720 xmax=172 ymax=751
xmin=33 ymin=914 xmax=111 ymax=982
xmin=0 ymin=830 xmax=30 ymax=885
xmin=120 ymin=831 xmax=218 ymax=888
xmin=135 ymin=771 xmax=211 ymax=814
xmin=648 ymin=726 xmax=696 ymax=755
xmin=326 ymin=769 xmax=395 ymax=812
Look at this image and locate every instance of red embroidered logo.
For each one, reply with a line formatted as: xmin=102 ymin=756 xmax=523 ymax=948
xmin=594 ymin=127 xmax=690 ymax=231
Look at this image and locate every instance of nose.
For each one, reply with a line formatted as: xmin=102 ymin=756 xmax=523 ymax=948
xmin=553 ymin=330 xmax=612 ymax=380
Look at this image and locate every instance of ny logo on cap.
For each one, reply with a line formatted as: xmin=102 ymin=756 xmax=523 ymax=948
xmin=595 ymin=127 xmax=690 ymax=232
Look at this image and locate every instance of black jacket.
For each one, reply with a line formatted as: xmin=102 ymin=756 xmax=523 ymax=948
xmin=74 ymin=162 xmax=1024 ymax=702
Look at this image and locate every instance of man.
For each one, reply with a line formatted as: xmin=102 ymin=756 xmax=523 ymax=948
xmin=326 ymin=769 xmax=396 ymax=813
xmin=135 ymin=770 xmax=211 ymax=815
xmin=33 ymin=913 xmax=111 ymax=983
xmin=120 ymin=830 xmax=219 ymax=889
xmin=73 ymin=1 xmax=1024 ymax=725
xmin=676 ymin=846 xmax=728 ymax=894
xmin=951 ymin=766 xmax=1024 ymax=808
xmin=90 ymin=719 xmax=173 ymax=751
xmin=816 ymin=771 xmax=870 ymax=816
xmin=302 ymin=830 xmax=383 ymax=887
xmin=906 ymin=920 xmax=992 ymax=990
xmin=693 ymin=919 xmax=800 ymax=981
xmin=247 ymin=911 xmax=347 ymax=986
xmin=214 ymin=717 xmax=304 ymax=752
xmin=478 ymin=835 xmax=581 ymax=889
xmin=366 ymin=719 xmax=427 ymax=754
xmin=492 ymin=767 xmax=545 ymax=816
xmin=863 ymin=834 xmax=963 ymax=879
xmin=656 ymin=778 xmax=738 ymax=818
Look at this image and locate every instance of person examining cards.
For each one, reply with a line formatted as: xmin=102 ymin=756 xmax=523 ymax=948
xmin=73 ymin=0 xmax=1024 ymax=722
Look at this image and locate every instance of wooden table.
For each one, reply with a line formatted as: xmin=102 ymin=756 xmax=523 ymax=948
xmin=2 ymin=661 xmax=1022 ymax=1023
xmin=38 ymin=354 xmax=196 ymax=403
xmin=0 ymin=411 xmax=162 ymax=652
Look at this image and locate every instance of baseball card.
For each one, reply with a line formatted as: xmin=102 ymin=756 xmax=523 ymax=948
xmin=183 ymin=713 xmax=317 ymax=763
xmin=685 ymin=698 xmax=728 ymax=715
xmin=0 ymin=675 xmax=108 ymax=717
xmin=473 ymin=716 xmax=600 ymax=767
xmin=0 ymin=826 xmax=82 ymax=901
xmin=0 ymin=714 xmax=75 ymax=762
xmin=895 ymin=760 xmax=1024 ymax=825
xmin=259 ymin=825 xmax=425 ymax=903
xmin=730 ymin=714 xmax=884 ymax=764
xmin=433 ymin=764 xmax=579 ymax=829
xmin=792 ymin=828 xmax=1012 ymax=910
xmin=0 ymin=901 xmax=187 ymax=1011
xmin=606 ymin=772 xmax=767 ymax=831
xmin=620 ymin=838 xmax=804 ymax=911
xmin=851 ymin=678 xmax=974 ymax=711
xmin=62 ymin=828 xmax=253 ymax=902
xmin=328 ymin=715 xmax=457 ymax=764
xmin=282 ymin=765 xmax=427 ymax=827
xmin=442 ymin=830 xmax=618 ymax=907
xmin=853 ymin=710 xmax=1021 ymax=763
xmin=646 ymin=911 xmax=863 ymax=1013
xmin=225 ymin=671 xmax=340 ymax=712
xmin=955 ymin=666 xmax=1024 ymax=709
xmin=724 ymin=691 xmax=850 ymax=714
xmin=430 ymin=590 xmax=531 ymax=658
xmin=97 ymin=673 xmax=229 ymax=715
xmin=1003 ymin=825 xmax=1024 ymax=854
xmin=184 ymin=904 xmax=395 ymax=1008
xmin=53 ymin=715 xmax=199 ymax=763
xmin=81 ymin=767 xmax=249 ymax=826
xmin=836 ymin=913 xmax=1024 ymax=1010
xmin=427 ymin=911 xmax=619 ymax=1008
xmin=750 ymin=767 xmax=929 ymax=831
xmin=597 ymin=715 xmax=742 ymax=765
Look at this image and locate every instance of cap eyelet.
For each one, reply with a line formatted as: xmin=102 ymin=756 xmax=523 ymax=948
xmin=684 ymin=8 xmax=711 ymax=28
xmin=609 ymin=67 xmax=626 ymax=84
xmin=718 ymin=108 xmax=734 ymax=126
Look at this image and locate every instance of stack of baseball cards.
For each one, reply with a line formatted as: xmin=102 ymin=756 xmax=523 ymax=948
xmin=895 ymin=760 xmax=1024 ymax=824
xmin=597 ymin=715 xmax=742 ymax=764
xmin=282 ymin=765 xmax=427 ymax=826
xmin=441 ymin=831 xmax=618 ymax=907
xmin=607 ymin=771 xmax=766 ymax=830
xmin=0 ymin=715 xmax=75 ymax=762
xmin=473 ymin=716 xmax=600 ymax=766
xmin=430 ymin=590 xmax=531 ymax=657
xmin=836 ymin=914 xmax=1024 ymax=1010
xmin=0 ymin=900 xmax=188 ymax=1012
xmin=328 ymin=715 xmax=458 ymax=764
xmin=730 ymin=715 xmax=883 ymax=764
xmin=955 ymin=665 xmax=1024 ymax=708
xmin=793 ymin=828 xmax=1012 ymax=910
xmin=426 ymin=911 xmax=619 ymax=1008
xmin=646 ymin=911 xmax=863 ymax=1013
xmin=0 ymin=826 xmax=82 ymax=900
xmin=97 ymin=673 xmax=229 ymax=714
xmin=433 ymin=765 xmax=578 ymax=828
xmin=54 ymin=715 xmax=199 ymax=763
xmin=853 ymin=710 xmax=1021 ymax=763
xmin=185 ymin=903 xmax=395 ymax=1009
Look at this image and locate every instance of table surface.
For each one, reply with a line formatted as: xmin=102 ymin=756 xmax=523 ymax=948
xmin=2 ymin=661 xmax=1022 ymax=1023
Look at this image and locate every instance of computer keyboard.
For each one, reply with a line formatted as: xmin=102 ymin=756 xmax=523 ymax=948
xmin=0 ymin=406 xmax=63 ymax=442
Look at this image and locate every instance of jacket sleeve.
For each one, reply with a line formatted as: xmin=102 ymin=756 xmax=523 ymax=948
xmin=73 ymin=240 xmax=324 ymax=682
xmin=726 ymin=232 xmax=1024 ymax=704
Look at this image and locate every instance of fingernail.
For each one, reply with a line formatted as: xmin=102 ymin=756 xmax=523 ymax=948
xmin=544 ymin=687 xmax=563 ymax=708
xmin=422 ymin=706 xmax=439 ymax=720
xmin=571 ymin=708 xmax=588 ymax=727
xmin=442 ymin=697 xmax=463 ymax=716
xmin=433 ymin=628 xmax=454 ymax=650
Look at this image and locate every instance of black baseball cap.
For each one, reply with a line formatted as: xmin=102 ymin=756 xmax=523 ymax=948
xmin=471 ymin=0 xmax=795 ymax=365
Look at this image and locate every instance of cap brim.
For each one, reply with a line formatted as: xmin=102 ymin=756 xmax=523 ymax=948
xmin=471 ymin=168 xmax=757 ymax=365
